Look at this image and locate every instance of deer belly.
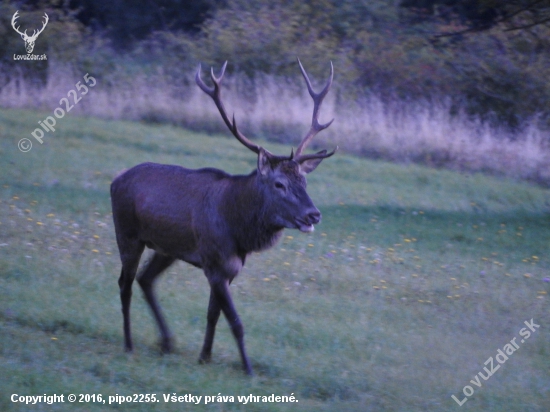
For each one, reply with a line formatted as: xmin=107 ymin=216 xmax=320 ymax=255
xmin=140 ymin=217 xmax=196 ymax=249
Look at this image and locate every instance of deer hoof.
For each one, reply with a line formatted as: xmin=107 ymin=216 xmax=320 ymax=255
xmin=160 ymin=338 xmax=173 ymax=354
xmin=198 ymin=353 xmax=212 ymax=364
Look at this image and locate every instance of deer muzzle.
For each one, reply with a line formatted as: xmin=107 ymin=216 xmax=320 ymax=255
xmin=296 ymin=208 xmax=321 ymax=233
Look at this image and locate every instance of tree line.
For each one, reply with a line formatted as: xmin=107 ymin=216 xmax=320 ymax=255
xmin=1 ymin=0 xmax=549 ymax=131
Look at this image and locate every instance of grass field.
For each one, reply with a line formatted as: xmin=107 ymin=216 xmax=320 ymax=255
xmin=0 ymin=108 xmax=549 ymax=411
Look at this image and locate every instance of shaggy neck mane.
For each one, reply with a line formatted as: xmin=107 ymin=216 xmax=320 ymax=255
xmin=225 ymin=171 xmax=284 ymax=254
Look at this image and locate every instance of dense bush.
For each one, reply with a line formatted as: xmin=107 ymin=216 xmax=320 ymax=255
xmin=183 ymin=0 xmax=550 ymax=130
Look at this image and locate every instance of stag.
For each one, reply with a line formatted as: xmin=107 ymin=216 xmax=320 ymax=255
xmin=11 ymin=11 xmax=49 ymax=54
xmin=111 ymin=60 xmax=336 ymax=375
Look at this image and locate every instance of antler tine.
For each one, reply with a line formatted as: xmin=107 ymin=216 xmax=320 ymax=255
xmin=294 ymin=59 xmax=335 ymax=159
xmin=296 ymin=147 xmax=339 ymax=163
xmin=210 ymin=60 xmax=227 ymax=87
xmin=11 ymin=10 xmax=25 ymax=36
xmin=196 ymin=62 xmax=261 ymax=154
xmin=11 ymin=11 xmax=49 ymax=39
xmin=31 ymin=13 xmax=49 ymax=39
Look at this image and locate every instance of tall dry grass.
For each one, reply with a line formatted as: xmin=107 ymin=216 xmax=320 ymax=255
xmin=1 ymin=64 xmax=549 ymax=184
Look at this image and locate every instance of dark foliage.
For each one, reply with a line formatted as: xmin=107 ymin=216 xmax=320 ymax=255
xmin=1 ymin=0 xmax=549 ymax=131
xmin=68 ymin=0 xmax=225 ymax=48
xmin=400 ymin=0 xmax=550 ymax=33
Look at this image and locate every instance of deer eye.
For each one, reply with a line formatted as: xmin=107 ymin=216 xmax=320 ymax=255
xmin=274 ymin=181 xmax=286 ymax=191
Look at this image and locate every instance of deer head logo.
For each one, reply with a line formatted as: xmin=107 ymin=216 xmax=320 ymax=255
xmin=11 ymin=11 xmax=49 ymax=54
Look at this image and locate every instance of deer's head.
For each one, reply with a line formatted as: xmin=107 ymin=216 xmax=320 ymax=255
xmin=12 ymin=11 xmax=49 ymax=54
xmin=196 ymin=60 xmax=337 ymax=233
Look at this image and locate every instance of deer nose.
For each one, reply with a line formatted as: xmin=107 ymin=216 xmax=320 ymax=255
xmin=306 ymin=209 xmax=321 ymax=225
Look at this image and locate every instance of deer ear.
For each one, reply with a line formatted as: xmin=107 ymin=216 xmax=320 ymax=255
xmin=298 ymin=150 xmax=327 ymax=174
xmin=257 ymin=148 xmax=272 ymax=176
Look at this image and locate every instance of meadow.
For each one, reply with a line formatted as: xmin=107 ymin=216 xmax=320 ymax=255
xmin=0 ymin=108 xmax=549 ymax=411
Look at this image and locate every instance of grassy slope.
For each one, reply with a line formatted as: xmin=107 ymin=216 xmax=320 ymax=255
xmin=0 ymin=108 xmax=549 ymax=411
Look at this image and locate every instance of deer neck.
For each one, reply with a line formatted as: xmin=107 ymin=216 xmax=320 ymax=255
xmin=225 ymin=172 xmax=283 ymax=253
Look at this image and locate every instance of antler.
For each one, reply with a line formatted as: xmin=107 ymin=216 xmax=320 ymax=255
xmin=196 ymin=60 xmax=336 ymax=163
xmin=293 ymin=59 xmax=337 ymax=162
xmin=11 ymin=11 xmax=25 ymax=37
xmin=31 ymin=13 xmax=49 ymax=40
xmin=11 ymin=11 xmax=49 ymax=40
xmin=196 ymin=62 xmax=265 ymax=155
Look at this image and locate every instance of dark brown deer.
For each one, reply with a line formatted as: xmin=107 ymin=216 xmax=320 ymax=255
xmin=111 ymin=60 xmax=336 ymax=375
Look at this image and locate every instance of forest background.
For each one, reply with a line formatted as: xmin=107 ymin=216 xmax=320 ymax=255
xmin=1 ymin=0 xmax=550 ymax=183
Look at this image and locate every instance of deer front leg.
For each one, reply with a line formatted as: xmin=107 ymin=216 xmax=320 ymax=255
xmin=199 ymin=289 xmax=221 ymax=364
xmin=208 ymin=277 xmax=253 ymax=375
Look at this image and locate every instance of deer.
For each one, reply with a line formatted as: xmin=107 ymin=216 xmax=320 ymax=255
xmin=110 ymin=59 xmax=336 ymax=375
xmin=11 ymin=11 xmax=49 ymax=54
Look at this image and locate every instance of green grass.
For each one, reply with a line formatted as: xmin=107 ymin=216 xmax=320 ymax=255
xmin=0 ymin=107 xmax=549 ymax=411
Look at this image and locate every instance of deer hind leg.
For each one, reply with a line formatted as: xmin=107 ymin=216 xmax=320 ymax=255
xmin=208 ymin=278 xmax=253 ymax=375
xmin=117 ymin=239 xmax=145 ymax=352
xmin=137 ymin=252 xmax=176 ymax=353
